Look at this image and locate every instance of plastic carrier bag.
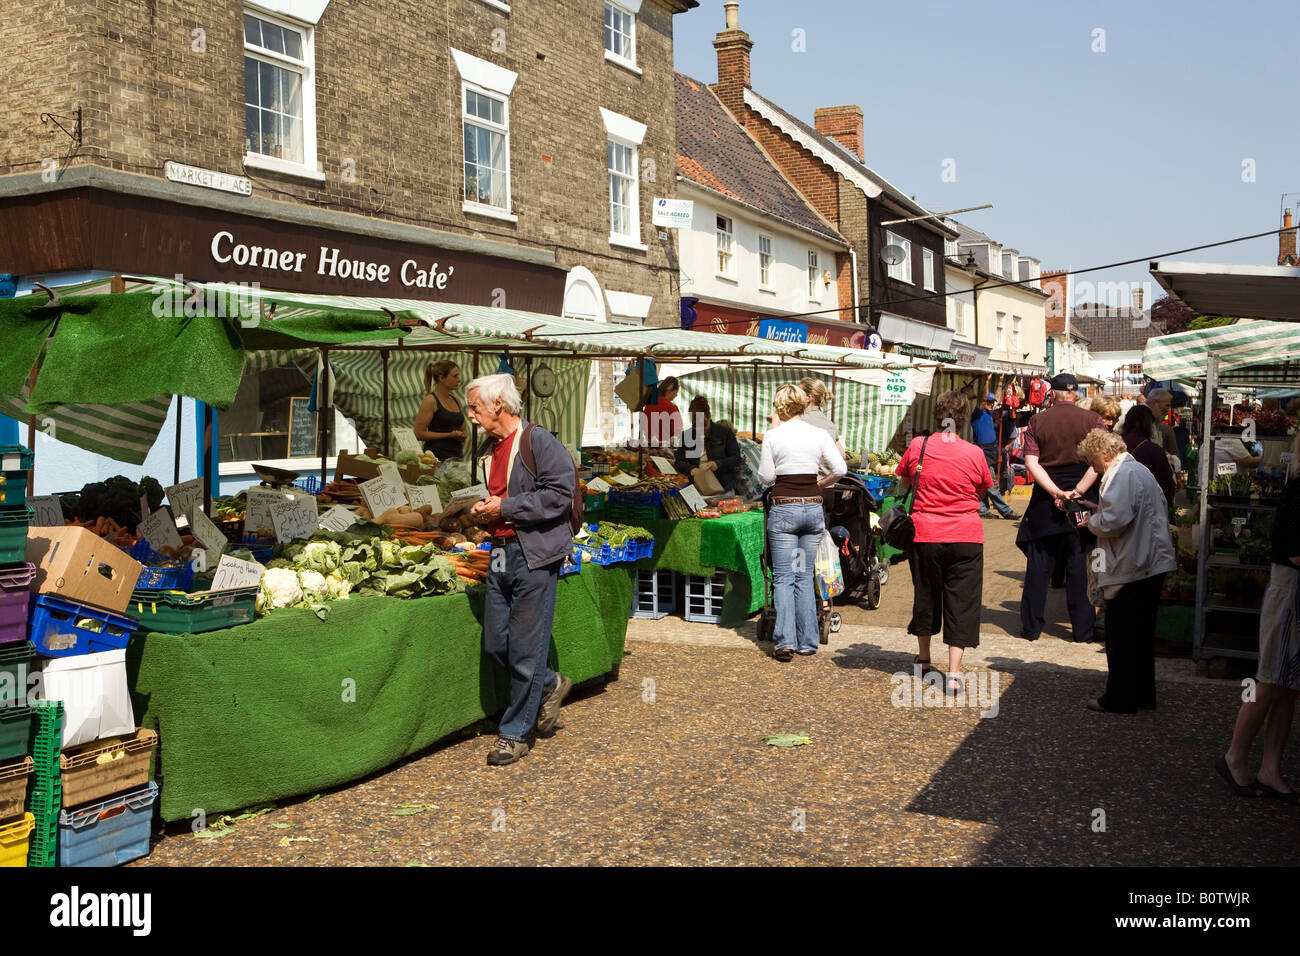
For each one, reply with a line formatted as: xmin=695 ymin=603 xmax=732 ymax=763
xmin=815 ymin=530 xmax=844 ymax=600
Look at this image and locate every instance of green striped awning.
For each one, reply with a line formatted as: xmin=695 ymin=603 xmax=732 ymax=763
xmin=1142 ymin=321 xmax=1300 ymax=385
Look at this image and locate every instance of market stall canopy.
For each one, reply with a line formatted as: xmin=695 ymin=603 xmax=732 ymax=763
xmin=1141 ymin=320 xmax=1300 ymax=386
xmin=1149 ymin=260 xmax=1300 ymax=322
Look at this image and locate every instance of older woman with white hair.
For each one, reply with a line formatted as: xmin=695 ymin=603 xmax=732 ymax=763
xmin=1073 ymin=428 xmax=1176 ymax=713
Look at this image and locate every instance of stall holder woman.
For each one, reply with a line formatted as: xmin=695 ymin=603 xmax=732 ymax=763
xmin=414 ymin=361 xmax=467 ymax=461
xmin=758 ymin=385 xmax=846 ymax=661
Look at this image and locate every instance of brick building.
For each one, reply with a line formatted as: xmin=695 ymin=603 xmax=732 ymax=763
xmin=702 ymin=1 xmax=958 ymax=357
xmin=0 ymin=0 xmax=698 ymax=455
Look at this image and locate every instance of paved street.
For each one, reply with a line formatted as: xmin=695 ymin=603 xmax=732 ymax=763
xmin=135 ymin=490 xmax=1299 ymax=866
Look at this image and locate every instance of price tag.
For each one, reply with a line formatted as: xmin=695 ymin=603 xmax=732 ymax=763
xmin=210 ymin=554 xmax=264 ymax=592
xmin=139 ymin=507 xmax=183 ymax=553
xmin=563 ymin=443 xmax=582 ymax=467
xmin=27 ymin=495 xmax=65 ymax=528
xmin=376 ymin=460 xmax=404 ymax=490
xmin=406 ymin=485 xmax=443 ymax=513
xmin=392 ymin=428 xmax=422 ymax=454
xmin=1216 ymin=461 xmax=1238 ymax=476
xmin=650 ymin=456 xmax=677 ymax=475
xmin=318 ymin=505 xmax=359 ymax=533
xmin=606 ymin=471 xmax=637 ymax=486
xmin=678 ymin=484 xmax=706 ymax=513
xmin=269 ymin=491 xmax=319 ymax=543
xmin=1220 ymin=392 xmax=1242 ymax=406
xmin=244 ymin=487 xmax=282 ymax=536
xmin=188 ymin=507 xmax=228 ymax=567
xmin=165 ymin=478 xmax=203 ymax=524
xmin=360 ymin=476 xmax=408 ymax=517
xmin=586 ymin=477 xmax=612 ymax=494
xmin=1281 ymin=453 xmax=1294 ymax=467
xmin=1232 ymin=516 xmax=1248 ymax=527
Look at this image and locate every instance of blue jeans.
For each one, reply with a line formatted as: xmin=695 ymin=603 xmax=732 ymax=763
xmin=484 ymin=539 xmax=560 ymax=741
xmin=978 ymin=443 xmax=1014 ymax=517
xmin=768 ymin=502 xmax=825 ymax=653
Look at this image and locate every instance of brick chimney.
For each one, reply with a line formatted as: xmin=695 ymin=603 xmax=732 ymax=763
xmin=1280 ymin=208 xmax=1298 ymax=266
xmin=814 ymin=105 xmax=864 ymax=161
xmin=1132 ymin=285 xmax=1144 ymax=315
xmin=712 ymin=1 xmax=752 ymax=113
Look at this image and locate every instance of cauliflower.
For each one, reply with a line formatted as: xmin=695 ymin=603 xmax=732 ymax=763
xmin=297 ymin=540 xmax=342 ymax=574
xmin=297 ymin=570 xmax=328 ymax=601
xmin=324 ymin=572 xmax=352 ymax=601
xmin=260 ymin=567 xmax=303 ymax=610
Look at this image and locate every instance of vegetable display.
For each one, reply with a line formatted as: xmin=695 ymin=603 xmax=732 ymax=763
xmin=582 ymin=522 xmax=654 ymax=550
xmin=61 ymin=476 xmax=165 ymax=530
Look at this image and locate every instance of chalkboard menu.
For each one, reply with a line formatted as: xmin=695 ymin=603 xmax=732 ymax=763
xmin=287 ymin=397 xmax=317 ymax=458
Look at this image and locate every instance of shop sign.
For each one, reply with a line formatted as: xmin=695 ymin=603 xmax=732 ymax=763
xmin=165 ymin=161 xmax=253 ymax=196
xmin=652 ymin=198 xmax=694 ymax=228
xmin=883 ymin=370 xmax=913 ymax=406
xmin=209 ymin=230 xmax=457 ymax=291
xmin=1045 ymin=338 xmax=1056 ymax=376
xmin=757 ymin=318 xmax=807 ymax=344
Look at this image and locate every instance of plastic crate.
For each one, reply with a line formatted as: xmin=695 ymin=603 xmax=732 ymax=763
xmin=0 ymin=507 xmax=32 ymax=565
xmin=631 ymin=569 xmax=678 ymax=620
xmin=626 ymin=538 xmax=655 ymax=561
xmin=27 ymin=595 xmax=138 ymax=658
xmin=606 ymin=503 xmax=660 ymax=523
xmin=217 ymin=516 xmax=245 ymax=544
xmin=0 ymin=563 xmax=35 ymax=645
xmin=0 ymin=641 xmax=32 ymax=710
xmin=60 ymin=728 xmax=156 ymax=810
xmin=0 ymin=812 xmax=33 ymax=867
xmin=0 ymin=446 xmax=33 ymax=510
xmin=25 ymin=701 xmax=62 ymax=868
xmin=684 ymin=570 xmax=728 ymax=624
xmin=293 ymin=475 xmax=322 ymax=495
xmin=583 ymin=491 xmax=607 ymax=512
xmin=559 ymin=544 xmax=583 ymax=577
xmin=126 ymin=588 xmax=258 ymax=634
xmin=609 ymin=488 xmax=673 ymax=506
xmin=0 ymin=706 xmax=33 ymax=762
xmin=860 ymin=474 xmax=895 ymax=498
xmin=0 ymin=756 xmax=32 ymax=824
xmin=57 ymin=781 xmax=157 ymax=868
xmin=129 ymin=540 xmax=196 ymax=592
xmin=241 ymin=534 xmax=275 ymax=563
xmin=575 ymin=540 xmax=626 ymax=565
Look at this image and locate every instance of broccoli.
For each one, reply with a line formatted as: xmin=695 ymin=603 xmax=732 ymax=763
xmin=77 ymin=475 xmax=165 ymax=529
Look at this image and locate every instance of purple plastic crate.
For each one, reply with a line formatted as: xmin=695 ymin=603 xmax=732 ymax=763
xmin=0 ymin=563 xmax=35 ymax=645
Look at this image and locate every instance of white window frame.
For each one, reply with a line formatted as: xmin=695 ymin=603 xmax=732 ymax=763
xmin=475 ymin=0 xmax=511 ymax=12
xmin=600 ymin=108 xmax=648 ymax=251
xmin=886 ymin=230 xmax=912 ymax=284
xmin=242 ymin=8 xmax=323 ymax=181
xmin=996 ymin=312 xmax=1007 ymax=351
xmin=758 ymin=234 xmax=773 ymax=289
xmin=604 ymin=0 xmax=641 ymax=75
xmin=1013 ymin=315 xmax=1023 ymax=353
xmin=808 ymin=250 xmax=820 ymax=302
xmin=716 ymin=215 xmax=735 ymax=279
xmin=451 ymin=49 xmax=519 ymax=222
xmin=607 ymin=139 xmax=640 ymax=248
xmin=922 ymin=248 xmax=936 ymax=291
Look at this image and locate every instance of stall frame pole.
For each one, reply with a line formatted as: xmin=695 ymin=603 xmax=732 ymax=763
xmin=319 ymin=349 xmax=330 ymax=487
xmin=380 ymin=349 xmax=391 ymax=459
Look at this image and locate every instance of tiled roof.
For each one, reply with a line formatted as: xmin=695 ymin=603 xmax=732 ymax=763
xmin=1068 ymin=306 xmax=1161 ymax=353
xmin=675 ymin=73 xmax=844 ymax=244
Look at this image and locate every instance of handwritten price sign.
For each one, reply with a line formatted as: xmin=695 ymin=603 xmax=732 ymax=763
xmin=269 ymin=492 xmax=319 ymax=543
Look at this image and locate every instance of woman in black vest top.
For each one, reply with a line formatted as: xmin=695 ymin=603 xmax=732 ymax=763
xmin=414 ymin=360 xmax=467 ymax=461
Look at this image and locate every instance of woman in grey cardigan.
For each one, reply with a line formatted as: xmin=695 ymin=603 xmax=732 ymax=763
xmin=1071 ymin=428 xmax=1176 ymax=713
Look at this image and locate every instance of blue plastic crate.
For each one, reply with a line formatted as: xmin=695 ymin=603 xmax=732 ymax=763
xmin=240 ymin=534 xmax=275 ymax=563
xmin=575 ymin=540 xmax=625 ymax=565
xmin=26 ymin=595 xmax=138 ymax=658
xmin=859 ymin=474 xmax=895 ymax=498
xmin=128 ymin=540 xmax=196 ymax=591
xmin=559 ymin=544 xmax=583 ymax=577
xmin=630 ymin=569 xmax=677 ymax=619
xmin=609 ymin=489 xmax=674 ymax=507
xmin=57 ymin=782 xmax=157 ymax=867
xmin=684 ymin=571 xmax=728 ymax=624
xmin=293 ymin=476 xmax=321 ymax=495
xmin=626 ymin=537 xmax=655 ymax=561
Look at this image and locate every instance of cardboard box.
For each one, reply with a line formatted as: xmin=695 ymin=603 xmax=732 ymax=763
xmin=335 ymin=451 xmax=428 ymax=485
xmin=35 ymin=649 xmax=135 ymax=749
xmin=25 ymin=526 xmax=143 ymax=616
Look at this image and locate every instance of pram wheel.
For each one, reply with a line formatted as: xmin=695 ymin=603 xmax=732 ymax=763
xmin=829 ymin=611 xmax=841 ymax=633
xmin=864 ymin=572 xmax=882 ymax=610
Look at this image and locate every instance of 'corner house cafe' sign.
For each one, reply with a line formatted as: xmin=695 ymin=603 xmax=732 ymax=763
xmin=210 ymin=230 xmax=455 ymax=290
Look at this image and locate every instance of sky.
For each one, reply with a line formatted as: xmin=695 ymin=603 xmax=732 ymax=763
xmin=673 ymin=0 xmax=1299 ymax=310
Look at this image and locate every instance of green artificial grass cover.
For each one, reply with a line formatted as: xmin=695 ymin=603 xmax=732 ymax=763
xmin=0 ymin=305 xmax=55 ymax=398
xmin=129 ymin=566 xmax=632 ymax=821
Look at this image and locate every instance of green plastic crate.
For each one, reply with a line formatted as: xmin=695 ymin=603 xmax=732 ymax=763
xmin=0 ymin=707 xmax=33 ymax=763
xmin=26 ymin=701 xmax=62 ymax=868
xmin=0 ymin=506 xmax=32 ymax=565
xmin=125 ymin=587 xmax=259 ymax=634
xmin=0 ymin=642 xmax=33 ymax=710
xmin=0 ymin=446 xmax=33 ymax=510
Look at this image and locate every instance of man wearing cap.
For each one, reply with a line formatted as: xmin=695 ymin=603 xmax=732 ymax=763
xmin=972 ymin=393 xmax=1018 ymax=520
xmin=1016 ymin=373 xmax=1104 ymax=643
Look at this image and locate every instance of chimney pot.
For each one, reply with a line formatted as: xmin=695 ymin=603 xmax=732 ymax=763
xmin=712 ymin=1 xmax=753 ymax=112
xmin=1281 ymin=208 xmax=1298 ymax=265
xmin=724 ymin=1 xmax=739 ymax=29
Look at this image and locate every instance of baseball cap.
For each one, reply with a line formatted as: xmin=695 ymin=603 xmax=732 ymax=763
xmin=985 ymin=392 xmax=997 ymax=402
xmin=1049 ymin=373 xmax=1078 ymax=392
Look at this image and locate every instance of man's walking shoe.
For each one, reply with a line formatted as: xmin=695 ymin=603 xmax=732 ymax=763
xmin=487 ymin=736 xmax=532 ymax=766
xmin=535 ymin=674 xmax=572 ymax=736
xmin=1000 ymin=511 xmax=1019 ymax=520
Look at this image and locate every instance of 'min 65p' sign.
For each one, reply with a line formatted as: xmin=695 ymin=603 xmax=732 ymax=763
xmin=882 ymin=369 xmax=913 ymax=406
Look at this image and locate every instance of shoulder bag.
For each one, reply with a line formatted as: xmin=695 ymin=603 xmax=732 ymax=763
xmin=879 ymin=435 xmax=931 ymax=553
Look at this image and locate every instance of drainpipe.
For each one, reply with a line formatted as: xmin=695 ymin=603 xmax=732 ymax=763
xmin=849 ymin=247 xmax=860 ymax=323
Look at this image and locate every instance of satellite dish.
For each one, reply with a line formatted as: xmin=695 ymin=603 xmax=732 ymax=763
xmin=882 ymin=244 xmax=907 ymax=266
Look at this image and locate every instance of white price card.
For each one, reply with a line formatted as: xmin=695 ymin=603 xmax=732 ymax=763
xmin=1220 ymin=392 xmax=1242 ymax=406
xmin=586 ymin=477 xmax=612 ymax=494
xmin=210 ymin=554 xmax=264 ymax=592
xmin=406 ymin=485 xmax=443 ymax=513
xmin=1232 ymin=516 xmax=1249 ymax=527
xmin=188 ymin=507 xmax=228 ymax=563
xmin=165 ymin=478 xmax=203 ymax=524
xmin=650 ymin=456 xmax=677 ymax=475
xmin=1216 ymin=461 xmax=1238 ymax=476
xmin=139 ymin=507 xmax=183 ymax=553
xmin=606 ymin=470 xmax=638 ymax=486
xmin=1281 ymin=453 xmax=1294 ymax=467
xmin=360 ymin=475 xmax=408 ymax=517
xmin=441 ymin=484 xmax=489 ymax=518
xmin=269 ymin=491 xmax=319 ymax=543
xmin=27 ymin=495 xmax=64 ymax=528
xmin=377 ymin=460 xmax=405 ymax=490
xmin=678 ymin=484 xmax=707 ymax=513
xmin=244 ymin=487 xmax=282 ymax=536
xmin=318 ymin=505 xmax=359 ymax=533
xmin=392 ymin=428 xmax=422 ymax=454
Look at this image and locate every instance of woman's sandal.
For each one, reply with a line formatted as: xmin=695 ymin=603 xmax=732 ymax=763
xmin=1214 ymin=757 xmax=1260 ymax=798
xmin=914 ymin=655 xmax=938 ymax=679
xmin=1254 ymin=780 xmax=1299 ymax=805
xmin=774 ymin=647 xmax=794 ymax=663
xmin=944 ymin=675 xmax=964 ymax=697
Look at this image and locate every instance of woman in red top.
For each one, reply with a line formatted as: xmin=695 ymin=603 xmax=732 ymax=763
xmin=894 ymin=391 xmax=993 ymax=695
xmin=639 ymin=376 xmax=683 ymax=448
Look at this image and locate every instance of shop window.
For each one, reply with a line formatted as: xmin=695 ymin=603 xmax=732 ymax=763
xmin=219 ymin=361 xmax=357 ymax=469
xmin=604 ymin=1 xmax=637 ymax=72
xmin=243 ymin=10 xmax=319 ymax=178
xmin=463 ymin=86 xmax=510 ymax=212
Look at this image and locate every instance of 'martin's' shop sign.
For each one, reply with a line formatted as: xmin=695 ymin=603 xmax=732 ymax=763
xmin=209 ymin=230 xmax=456 ymax=290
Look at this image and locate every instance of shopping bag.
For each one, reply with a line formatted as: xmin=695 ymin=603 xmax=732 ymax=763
xmin=815 ymin=530 xmax=845 ymax=600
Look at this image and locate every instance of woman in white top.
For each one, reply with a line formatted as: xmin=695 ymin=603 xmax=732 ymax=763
xmin=758 ymin=385 xmax=847 ymax=661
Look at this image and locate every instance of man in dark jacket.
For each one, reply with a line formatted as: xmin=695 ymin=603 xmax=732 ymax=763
xmin=675 ymin=395 xmax=740 ymax=492
xmin=467 ymin=373 xmax=575 ymax=766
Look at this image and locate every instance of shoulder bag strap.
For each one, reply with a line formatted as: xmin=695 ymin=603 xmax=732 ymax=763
xmin=517 ymin=423 xmax=538 ymax=476
xmin=905 ymin=435 xmax=932 ymax=515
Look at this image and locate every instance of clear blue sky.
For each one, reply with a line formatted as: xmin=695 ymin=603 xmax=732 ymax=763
xmin=673 ymin=0 xmax=1299 ymax=308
